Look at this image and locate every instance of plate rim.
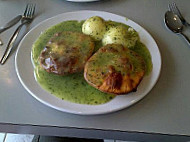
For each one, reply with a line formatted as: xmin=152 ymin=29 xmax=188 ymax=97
xmin=66 ymin=0 xmax=100 ymax=2
xmin=15 ymin=10 xmax=162 ymax=115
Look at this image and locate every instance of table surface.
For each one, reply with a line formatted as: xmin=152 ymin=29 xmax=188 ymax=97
xmin=0 ymin=0 xmax=190 ymax=141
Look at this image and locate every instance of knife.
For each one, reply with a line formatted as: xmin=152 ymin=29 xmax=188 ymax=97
xmin=0 ymin=15 xmax=22 ymax=46
xmin=0 ymin=15 xmax=22 ymax=34
xmin=0 ymin=39 xmax=2 ymax=45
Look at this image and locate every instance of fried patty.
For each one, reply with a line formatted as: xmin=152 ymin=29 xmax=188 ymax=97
xmin=84 ymin=44 xmax=145 ymax=95
xmin=39 ymin=31 xmax=95 ymax=75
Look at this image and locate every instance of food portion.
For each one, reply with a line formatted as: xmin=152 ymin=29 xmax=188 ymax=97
xmin=82 ymin=16 xmax=106 ymax=41
xmin=32 ymin=16 xmax=152 ymax=105
xmin=82 ymin=17 xmax=145 ymax=95
xmin=32 ymin=21 xmax=115 ymax=105
xmin=35 ymin=67 xmax=115 ymax=105
xmin=39 ymin=31 xmax=94 ymax=75
xmin=102 ymin=26 xmax=139 ymax=49
xmin=84 ymin=44 xmax=145 ymax=95
xmin=82 ymin=16 xmax=139 ymax=49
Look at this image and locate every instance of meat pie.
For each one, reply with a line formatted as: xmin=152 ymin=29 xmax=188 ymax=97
xmin=84 ymin=44 xmax=145 ymax=95
xmin=39 ymin=31 xmax=94 ymax=75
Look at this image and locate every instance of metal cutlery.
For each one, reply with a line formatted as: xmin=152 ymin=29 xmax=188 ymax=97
xmin=169 ymin=2 xmax=190 ymax=27
xmin=165 ymin=11 xmax=190 ymax=46
xmin=0 ymin=39 xmax=3 ymax=46
xmin=0 ymin=15 xmax=22 ymax=34
xmin=0 ymin=4 xmax=35 ymax=65
xmin=0 ymin=15 xmax=22 ymax=46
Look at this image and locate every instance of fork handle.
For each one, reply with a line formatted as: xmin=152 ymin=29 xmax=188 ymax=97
xmin=0 ymin=21 xmax=28 ymax=65
xmin=0 ymin=39 xmax=3 ymax=46
xmin=179 ymin=32 xmax=190 ymax=46
xmin=184 ymin=21 xmax=190 ymax=27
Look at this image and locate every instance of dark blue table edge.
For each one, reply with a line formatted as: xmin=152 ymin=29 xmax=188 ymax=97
xmin=0 ymin=123 xmax=190 ymax=142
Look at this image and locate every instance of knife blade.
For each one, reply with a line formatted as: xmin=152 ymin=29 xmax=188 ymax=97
xmin=0 ymin=15 xmax=22 ymax=34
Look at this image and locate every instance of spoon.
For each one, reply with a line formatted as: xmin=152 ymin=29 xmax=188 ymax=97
xmin=165 ymin=11 xmax=190 ymax=46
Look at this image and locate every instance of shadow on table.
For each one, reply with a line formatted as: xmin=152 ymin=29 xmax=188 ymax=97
xmin=32 ymin=135 xmax=104 ymax=142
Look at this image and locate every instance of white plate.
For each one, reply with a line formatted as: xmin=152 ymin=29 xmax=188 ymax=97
xmin=66 ymin=0 xmax=100 ymax=2
xmin=15 ymin=10 xmax=161 ymax=115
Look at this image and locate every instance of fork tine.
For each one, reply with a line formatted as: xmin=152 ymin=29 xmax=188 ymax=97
xmin=23 ymin=4 xmax=29 ymax=17
xmin=169 ymin=2 xmax=189 ymax=26
xmin=32 ymin=4 xmax=36 ymax=17
xmin=168 ymin=3 xmax=180 ymax=18
xmin=172 ymin=2 xmax=190 ymax=26
xmin=168 ymin=3 xmax=172 ymax=11
xmin=27 ymin=4 xmax=35 ymax=18
xmin=172 ymin=2 xmax=184 ymax=21
xmin=168 ymin=3 xmax=175 ymax=14
xmin=30 ymin=4 xmax=36 ymax=17
xmin=171 ymin=3 xmax=179 ymax=15
xmin=173 ymin=3 xmax=180 ymax=14
xmin=28 ymin=4 xmax=33 ymax=17
xmin=23 ymin=3 xmax=35 ymax=18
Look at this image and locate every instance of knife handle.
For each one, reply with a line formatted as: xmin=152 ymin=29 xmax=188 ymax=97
xmin=0 ymin=15 xmax=22 ymax=34
xmin=0 ymin=22 xmax=26 ymax=65
xmin=0 ymin=39 xmax=3 ymax=46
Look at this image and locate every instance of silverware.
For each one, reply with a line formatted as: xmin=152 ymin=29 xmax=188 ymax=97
xmin=0 ymin=39 xmax=3 ymax=46
xmin=0 ymin=4 xmax=35 ymax=65
xmin=0 ymin=15 xmax=22 ymax=34
xmin=165 ymin=11 xmax=190 ymax=46
xmin=168 ymin=2 xmax=190 ymax=26
xmin=0 ymin=15 xmax=22 ymax=46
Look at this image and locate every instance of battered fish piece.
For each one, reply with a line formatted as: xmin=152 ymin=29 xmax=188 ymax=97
xmin=39 ymin=31 xmax=94 ymax=75
xmin=84 ymin=44 xmax=145 ymax=95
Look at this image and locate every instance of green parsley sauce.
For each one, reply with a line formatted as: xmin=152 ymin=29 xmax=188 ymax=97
xmin=32 ymin=20 xmax=152 ymax=105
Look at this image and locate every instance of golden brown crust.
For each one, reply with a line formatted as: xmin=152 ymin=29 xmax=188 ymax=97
xmin=39 ymin=31 xmax=94 ymax=75
xmin=99 ymin=71 xmax=144 ymax=94
xmin=84 ymin=44 xmax=145 ymax=95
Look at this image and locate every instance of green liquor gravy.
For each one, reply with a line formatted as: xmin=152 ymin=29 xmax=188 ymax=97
xmin=32 ymin=20 xmax=152 ymax=105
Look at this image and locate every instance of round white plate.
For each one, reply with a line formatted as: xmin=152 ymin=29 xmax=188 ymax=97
xmin=66 ymin=0 xmax=100 ymax=2
xmin=15 ymin=10 xmax=161 ymax=115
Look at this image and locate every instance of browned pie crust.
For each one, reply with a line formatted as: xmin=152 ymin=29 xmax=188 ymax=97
xmin=39 ymin=31 xmax=94 ymax=75
xmin=84 ymin=44 xmax=145 ymax=95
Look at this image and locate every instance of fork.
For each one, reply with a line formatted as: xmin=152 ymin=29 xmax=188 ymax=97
xmin=0 ymin=15 xmax=22 ymax=46
xmin=0 ymin=4 xmax=35 ymax=65
xmin=168 ymin=2 xmax=190 ymax=26
xmin=0 ymin=38 xmax=3 ymax=46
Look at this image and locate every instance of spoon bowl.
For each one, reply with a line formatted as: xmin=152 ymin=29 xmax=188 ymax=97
xmin=165 ymin=11 xmax=183 ymax=33
xmin=165 ymin=11 xmax=190 ymax=46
